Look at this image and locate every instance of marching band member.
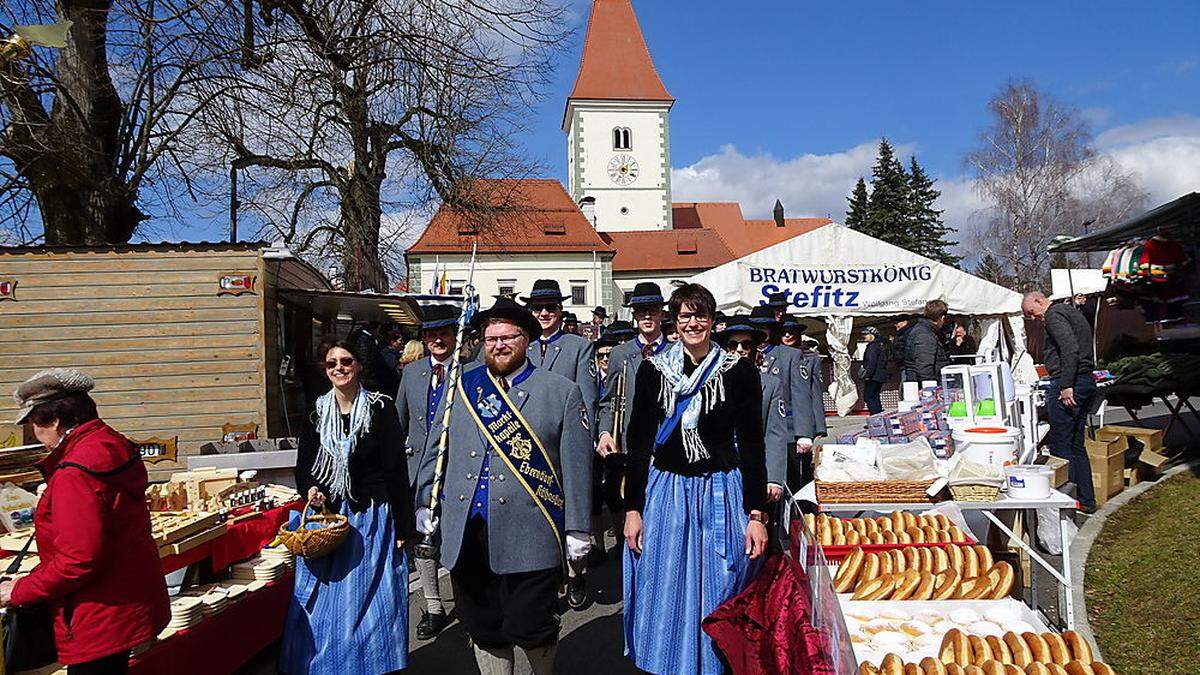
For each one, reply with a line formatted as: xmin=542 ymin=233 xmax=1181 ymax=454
xmin=521 ymin=278 xmax=597 ymax=608
xmin=394 ymin=305 xmax=459 ymax=639
xmin=416 ymin=298 xmax=592 ymax=675
xmin=623 ymin=284 xmax=767 ymax=675
xmin=717 ymin=315 xmax=790 ymax=503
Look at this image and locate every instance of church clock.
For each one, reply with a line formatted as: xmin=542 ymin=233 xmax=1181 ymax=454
xmin=607 ymin=154 xmax=640 ymax=186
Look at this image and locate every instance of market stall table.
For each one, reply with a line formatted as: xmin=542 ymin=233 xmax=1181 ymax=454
xmin=158 ymin=500 xmax=302 ymax=574
xmin=799 ymin=486 xmax=1080 ymax=629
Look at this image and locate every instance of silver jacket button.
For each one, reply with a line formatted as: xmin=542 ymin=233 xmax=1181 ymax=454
xmin=497 ymin=497 xmax=507 ymax=505
xmin=470 ymin=451 xmax=478 ymax=458
xmin=466 ymin=473 xmax=475 ymax=480
xmin=458 ymin=495 xmax=465 ymax=501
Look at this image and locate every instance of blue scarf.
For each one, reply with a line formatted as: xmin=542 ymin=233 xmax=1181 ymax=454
xmin=649 ymin=341 xmax=739 ymax=462
xmin=311 ymin=387 xmax=387 ymax=501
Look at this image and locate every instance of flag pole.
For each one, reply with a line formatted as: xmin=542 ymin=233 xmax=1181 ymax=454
xmin=414 ymin=243 xmax=478 ymax=559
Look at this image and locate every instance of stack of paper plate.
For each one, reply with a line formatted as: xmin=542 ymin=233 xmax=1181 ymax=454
xmin=199 ymin=588 xmax=229 ymax=616
xmin=166 ymin=596 xmax=203 ymax=632
xmin=246 ymin=579 xmax=268 ymax=593
xmin=260 ymin=545 xmax=295 ymax=569
xmin=221 ymin=582 xmax=248 ymax=602
xmin=231 ymin=558 xmax=285 ymax=583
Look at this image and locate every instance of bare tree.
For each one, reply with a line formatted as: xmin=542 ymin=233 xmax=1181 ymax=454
xmin=964 ymin=80 xmax=1147 ymax=290
xmin=0 ymin=0 xmax=241 ymax=245
xmin=195 ymin=0 xmax=569 ymax=291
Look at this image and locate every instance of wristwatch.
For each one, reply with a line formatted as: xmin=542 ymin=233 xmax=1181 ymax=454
xmin=748 ymin=510 xmax=768 ymax=524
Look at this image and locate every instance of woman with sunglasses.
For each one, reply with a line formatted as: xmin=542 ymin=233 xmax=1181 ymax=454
xmin=622 ymin=284 xmax=768 ymax=675
xmin=281 ymin=338 xmax=413 ymax=674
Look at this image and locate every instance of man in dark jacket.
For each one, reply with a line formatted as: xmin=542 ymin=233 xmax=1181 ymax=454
xmin=903 ymin=300 xmax=951 ymax=383
xmin=859 ymin=326 xmax=889 ymax=414
xmin=1023 ymin=291 xmax=1098 ymax=512
xmin=890 ymin=315 xmax=914 ymax=380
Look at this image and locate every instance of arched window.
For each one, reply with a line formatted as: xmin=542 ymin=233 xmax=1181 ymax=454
xmin=613 ymin=127 xmax=632 ymax=151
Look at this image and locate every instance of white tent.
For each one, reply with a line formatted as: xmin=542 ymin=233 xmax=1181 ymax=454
xmin=689 ymin=223 xmax=1033 ymax=414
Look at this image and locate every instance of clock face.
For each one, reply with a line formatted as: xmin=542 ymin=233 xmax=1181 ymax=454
xmin=608 ymin=154 xmax=640 ymax=186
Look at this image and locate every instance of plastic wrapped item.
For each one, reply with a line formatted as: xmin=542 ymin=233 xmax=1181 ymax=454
xmin=0 ymin=482 xmax=39 ymax=532
xmin=1037 ymin=506 xmax=1077 ymax=555
xmin=877 ymin=437 xmax=940 ymax=481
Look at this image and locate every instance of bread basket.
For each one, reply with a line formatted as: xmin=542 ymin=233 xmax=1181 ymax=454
xmin=276 ymin=499 xmax=349 ymax=559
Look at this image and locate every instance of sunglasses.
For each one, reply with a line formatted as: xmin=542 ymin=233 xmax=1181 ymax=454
xmin=324 ymin=357 xmax=356 ymax=369
xmin=728 ymin=339 xmax=756 ymax=349
xmin=530 ymin=304 xmax=561 ymax=314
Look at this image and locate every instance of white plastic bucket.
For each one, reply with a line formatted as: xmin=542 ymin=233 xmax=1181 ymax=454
xmin=1004 ymin=464 xmax=1053 ymax=500
xmin=952 ymin=425 xmax=1021 ymax=470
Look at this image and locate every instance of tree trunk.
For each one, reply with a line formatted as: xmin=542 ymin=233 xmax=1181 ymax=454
xmin=339 ymin=172 xmax=386 ymax=291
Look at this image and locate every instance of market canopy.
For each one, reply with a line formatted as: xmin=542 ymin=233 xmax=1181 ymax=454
xmin=1048 ymin=191 xmax=1200 ymax=253
xmin=688 ymin=223 xmax=1023 ymax=317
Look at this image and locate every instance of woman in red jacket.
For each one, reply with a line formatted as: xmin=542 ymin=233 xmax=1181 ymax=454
xmin=0 ymin=369 xmax=169 ymax=674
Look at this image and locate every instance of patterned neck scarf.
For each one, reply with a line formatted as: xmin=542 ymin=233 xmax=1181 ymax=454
xmin=650 ymin=341 xmax=739 ymax=462
xmin=311 ymin=386 xmax=386 ymax=501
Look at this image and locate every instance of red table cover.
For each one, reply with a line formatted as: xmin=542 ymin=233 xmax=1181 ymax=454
xmin=159 ymin=500 xmax=302 ymax=574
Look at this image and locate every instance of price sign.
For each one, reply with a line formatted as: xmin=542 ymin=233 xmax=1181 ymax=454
xmin=134 ymin=436 xmax=178 ymax=464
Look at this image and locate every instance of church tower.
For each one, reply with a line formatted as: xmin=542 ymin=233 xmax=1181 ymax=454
xmin=564 ymin=0 xmax=674 ymax=232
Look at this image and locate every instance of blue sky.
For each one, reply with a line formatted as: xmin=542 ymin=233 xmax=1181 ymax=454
xmin=514 ymin=0 xmax=1200 ymax=228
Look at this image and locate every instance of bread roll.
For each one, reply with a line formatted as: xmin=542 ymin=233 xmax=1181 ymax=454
xmin=987 ymin=562 xmax=1015 ymax=599
xmin=944 ymin=666 xmax=966 ymax=675
xmin=1046 ymin=665 xmax=1068 ymax=675
xmin=905 ymin=664 xmax=923 ymax=675
xmin=833 ymin=531 xmax=847 ymax=546
xmin=879 ymin=551 xmax=894 ymax=576
xmin=879 ymin=515 xmax=894 ymax=532
xmin=1002 ymin=632 xmax=1032 ymax=667
xmin=1025 ymin=664 xmax=1052 ymax=675
xmin=985 ymin=635 xmax=1012 ymax=664
xmin=963 ymin=545 xmax=980 ymax=579
xmin=891 ymin=549 xmax=907 ymax=573
xmin=833 ymin=547 xmax=865 ymax=592
xmin=1021 ymin=632 xmax=1050 ymax=664
xmin=939 ymin=629 xmax=958 ymax=664
xmin=924 ymin=525 xmax=940 ymax=543
xmin=898 ymin=529 xmax=913 ymax=545
xmin=864 ymin=518 xmax=879 ymax=537
xmin=934 ymin=513 xmax=951 ymax=530
xmin=860 ymin=552 xmax=882 ymax=584
xmin=847 ymin=530 xmax=861 ymax=546
xmin=911 ymin=570 xmax=936 ymax=600
xmin=884 ymin=530 xmax=899 ymax=544
xmin=881 ymin=652 xmax=905 ymax=675
xmin=963 ymin=666 xmax=984 ymax=675
xmin=891 ymin=569 xmax=922 ymax=600
xmin=1042 ymin=633 xmax=1070 ymax=665
xmin=904 ymin=547 xmax=921 ymax=570
xmin=817 ymin=518 xmax=832 ymax=546
xmin=932 ymin=568 xmax=959 ymax=600
xmin=974 ymin=545 xmax=994 ymax=570
xmin=937 ymin=530 xmax=952 ymax=543
xmin=858 ymin=662 xmax=882 ymax=675
xmin=1063 ymin=662 xmax=1093 ymax=675
xmin=892 ymin=510 xmax=906 ymax=532
xmin=1060 ymin=631 xmax=1092 ymax=664
xmin=981 ymin=662 xmax=1005 ymax=675
xmin=949 ymin=525 xmax=965 ymax=541
xmin=910 ymin=527 xmax=927 ymax=544
xmin=953 ymin=576 xmax=981 ymax=600
xmin=920 ymin=657 xmax=948 ymax=675
xmin=932 ymin=546 xmax=949 ymax=573
xmin=1087 ymin=663 xmax=1114 ymax=675
xmin=968 ymin=635 xmax=993 ymax=665
xmin=870 ymin=531 xmax=884 ymax=544
xmin=904 ymin=511 xmax=918 ymax=530
xmin=1002 ymin=665 xmax=1023 ymax=675
xmin=947 ymin=544 xmax=964 ymax=574
xmin=865 ymin=574 xmax=898 ymax=600
xmin=803 ymin=513 xmax=816 ymax=534
xmin=831 ymin=517 xmax=845 ymax=539
xmin=852 ymin=574 xmax=892 ymax=600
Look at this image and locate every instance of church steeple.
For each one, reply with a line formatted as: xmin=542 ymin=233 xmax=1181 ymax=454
xmin=567 ymin=0 xmax=673 ymax=104
xmin=564 ymin=0 xmax=674 ymax=233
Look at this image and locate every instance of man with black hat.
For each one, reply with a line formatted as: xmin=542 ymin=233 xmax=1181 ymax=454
xmin=766 ymin=291 xmax=790 ymax=323
xmin=750 ymin=305 xmax=821 ymax=492
xmin=395 ymin=304 xmax=458 ymax=639
xmin=717 ymin=315 xmax=789 ymax=503
xmin=780 ymin=314 xmax=805 ymax=348
xmin=415 ymin=297 xmax=592 ymax=675
xmin=521 ymin=279 xmax=597 ymax=607
xmin=562 ymin=311 xmax=580 ymax=335
xmin=580 ymin=306 xmax=607 ymax=342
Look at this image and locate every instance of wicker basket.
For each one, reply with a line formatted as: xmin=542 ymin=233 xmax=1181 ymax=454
xmin=815 ymin=479 xmax=936 ymax=504
xmin=948 ymin=482 xmax=1002 ymax=502
xmin=276 ymin=500 xmax=350 ymax=559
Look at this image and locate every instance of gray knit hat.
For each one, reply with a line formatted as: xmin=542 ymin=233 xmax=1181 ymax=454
xmin=12 ymin=368 xmax=95 ymax=424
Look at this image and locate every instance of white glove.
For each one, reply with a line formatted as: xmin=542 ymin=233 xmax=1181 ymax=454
xmin=566 ymin=531 xmax=591 ymax=560
xmin=415 ymin=507 xmax=434 ymax=535
xmin=796 ymin=437 xmax=814 ymax=453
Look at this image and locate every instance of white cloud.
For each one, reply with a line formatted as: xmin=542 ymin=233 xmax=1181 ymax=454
xmin=1096 ymin=114 xmax=1200 ymax=204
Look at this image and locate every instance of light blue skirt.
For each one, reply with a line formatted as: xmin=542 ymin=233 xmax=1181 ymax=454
xmin=280 ymin=501 xmax=409 ymax=674
xmin=623 ymin=466 xmax=762 ymax=675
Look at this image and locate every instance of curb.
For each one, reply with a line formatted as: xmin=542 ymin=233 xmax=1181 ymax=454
xmin=1066 ymin=458 xmax=1200 ymax=663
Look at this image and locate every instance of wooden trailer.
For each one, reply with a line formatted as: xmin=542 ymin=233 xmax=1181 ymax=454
xmin=0 ymin=242 xmax=420 ymax=479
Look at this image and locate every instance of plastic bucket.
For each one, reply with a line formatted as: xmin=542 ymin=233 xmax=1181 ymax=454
xmin=1004 ymin=464 xmax=1053 ymax=500
xmin=952 ymin=425 xmax=1021 ymax=469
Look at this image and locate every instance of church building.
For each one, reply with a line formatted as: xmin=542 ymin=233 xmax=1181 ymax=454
xmin=406 ymin=0 xmax=829 ymax=316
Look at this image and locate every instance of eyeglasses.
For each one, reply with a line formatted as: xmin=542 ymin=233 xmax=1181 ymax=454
xmin=483 ymin=333 xmax=526 ymax=346
xmin=675 ymin=312 xmax=711 ymax=325
xmin=728 ymin=339 xmax=756 ymax=349
xmin=324 ymin=357 xmax=356 ymax=369
xmin=530 ymin=304 xmax=561 ymax=314
xmin=597 ymin=351 xmax=612 ymax=359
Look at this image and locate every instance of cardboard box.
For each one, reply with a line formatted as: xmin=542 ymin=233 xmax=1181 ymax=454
xmin=1125 ymin=467 xmax=1145 ymax=487
xmin=1092 ymin=476 xmax=1109 ymax=508
xmin=1085 ymin=437 xmax=1122 ymax=463
xmin=1094 ymin=425 xmax=1164 ymax=452
xmin=1039 ymin=456 xmax=1071 ymax=488
xmin=1137 ymin=449 xmax=1170 ymax=477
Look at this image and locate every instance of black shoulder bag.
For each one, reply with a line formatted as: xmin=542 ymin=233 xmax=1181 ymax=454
xmin=2 ymin=532 xmax=58 ymax=669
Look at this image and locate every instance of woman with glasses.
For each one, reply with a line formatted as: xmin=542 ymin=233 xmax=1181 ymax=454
xmin=622 ymin=284 xmax=768 ymax=675
xmin=281 ymin=338 xmax=413 ymax=674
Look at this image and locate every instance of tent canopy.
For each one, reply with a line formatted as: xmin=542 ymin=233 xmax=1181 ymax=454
xmin=1048 ymin=192 xmax=1199 ymax=253
xmin=688 ymin=223 xmax=1022 ymax=317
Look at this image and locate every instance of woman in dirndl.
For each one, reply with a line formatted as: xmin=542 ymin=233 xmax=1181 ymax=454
xmin=281 ymin=337 xmax=413 ymax=674
xmin=623 ymin=283 xmax=769 ymax=674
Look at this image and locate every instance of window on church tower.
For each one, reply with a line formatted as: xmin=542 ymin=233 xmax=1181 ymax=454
xmin=613 ymin=127 xmax=632 ymax=151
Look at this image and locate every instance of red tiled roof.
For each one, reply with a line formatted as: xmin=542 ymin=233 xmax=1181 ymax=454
xmin=567 ymin=0 xmax=673 ymax=103
xmin=407 ymin=179 xmax=614 ymax=254
xmin=607 ymin=203 xmax=831 ymax=272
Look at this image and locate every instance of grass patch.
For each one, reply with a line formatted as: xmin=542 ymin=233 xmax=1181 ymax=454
xmin=1086 ymin=470 xmax=1200 ymax=673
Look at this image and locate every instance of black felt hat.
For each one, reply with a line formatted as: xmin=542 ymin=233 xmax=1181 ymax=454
xmin=765 ymin=291 xmax=789 ymax=309
xmin=472 ymin=297 xmax=542 ymax=341
xmin=420 ymin=304 xmax=461 ymax=331
xmin=714 ymin=314 xmax=766 ymax=343
xmin=606 ymin=320 xmax=636 ymax=342
xmin=780 ymin=314 xmax=806 ymax=335
xmin=624 ymin=282 xmax=665 ymax=308
xmin=749 ymin=304 xmax=779 ymax=327
xmin=520 ymin=279 xmax=570 ymax=304
xmin=592 ymin=306 xmax=608 ymax=318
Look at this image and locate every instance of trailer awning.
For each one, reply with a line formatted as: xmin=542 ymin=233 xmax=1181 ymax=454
xmin=1048 ymin=192 xmax=1200 ymax=253
xmin=280 ymin=289 xmax=425 ymax=325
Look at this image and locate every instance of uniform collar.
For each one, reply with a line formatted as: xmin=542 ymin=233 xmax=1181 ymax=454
xmin=430 ymin=354 xmax=453 ymax=369
xmin=635 ymin=333 xmax=665 ymax=351
xmin=494 ymin=360 xmax=535 ymax=388
xmin=539 ymin=328 xmax=564 ymax=344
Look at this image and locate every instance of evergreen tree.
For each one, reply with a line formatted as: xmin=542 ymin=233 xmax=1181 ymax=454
xmin=864 ymin=138 xmax=912 ymax=245
xmin=845 ymin=178 xmax=870 ymax=231
xmin=974 ymin=253 xmax=1015 ymax=289
xmin=907 ymin=157 xmax=961 ymax=267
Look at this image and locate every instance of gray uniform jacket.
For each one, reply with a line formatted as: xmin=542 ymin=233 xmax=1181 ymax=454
xmin=529 ymin=331 xmax=598 ymax=430
xmin=760 ymin=373 xmax=789 ymax=488
xmin=797 ymin=352 xmax=827 ymax=437
xmin=760 ymin=345 xmax=820 ymax=440
xmin=596 ymin=337 xmax=665 ymax=449
xmin=394 ymin=357 xmax=447 ymax=487
xmin=416 ymin=362 xmax=593 ymax=575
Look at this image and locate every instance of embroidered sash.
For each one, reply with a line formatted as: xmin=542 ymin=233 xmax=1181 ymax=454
xmin=458 ymin=366 xmax=565 ymax=545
